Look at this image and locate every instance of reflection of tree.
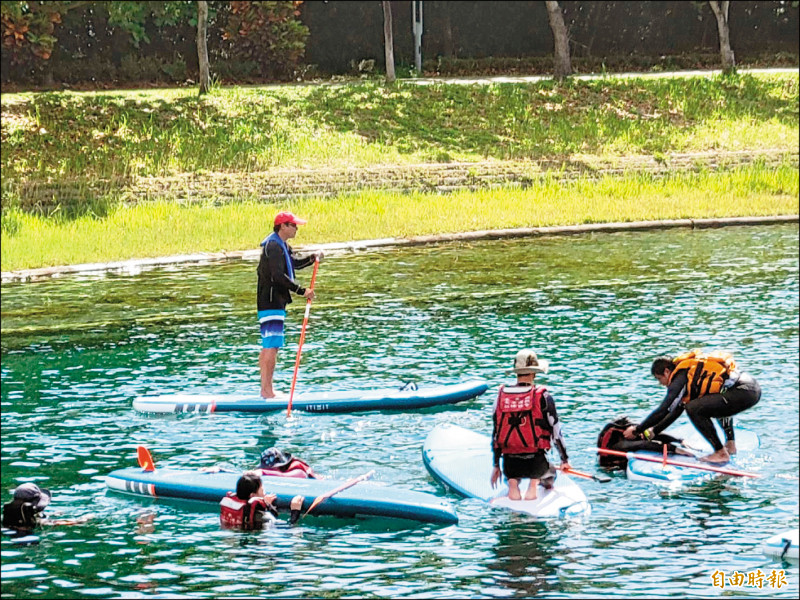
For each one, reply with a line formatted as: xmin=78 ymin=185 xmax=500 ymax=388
xmin=487 ymin=517 xmax=561 ymax=597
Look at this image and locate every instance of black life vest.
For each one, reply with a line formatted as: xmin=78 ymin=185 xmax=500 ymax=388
xmin=493 ymin=385 xmax=551 ymax=454
xmin=219 ymin=492 xmax=269 ymax=530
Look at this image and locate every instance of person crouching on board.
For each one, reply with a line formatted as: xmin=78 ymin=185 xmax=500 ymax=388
xmin=622 ymin=349 xmax=761 ymax=465
xmin=490 ymin=349 xmax=571 ymax=501
xmin=2 ymin=483 xmax=91 ymax=535
xmin=220 ymin=472 xmax=304 ymax=530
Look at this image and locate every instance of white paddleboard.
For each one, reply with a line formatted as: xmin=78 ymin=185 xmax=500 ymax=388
xmin=423 ymin=423 xmax=590 ymax=518
xmin=763 ymin=529 xmax=799 ymax=561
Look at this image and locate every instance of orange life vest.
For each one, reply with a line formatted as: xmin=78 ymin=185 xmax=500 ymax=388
xmin=493 ymin=385 xmax=551 ymax=454
xmin=219 ymin=492 xmax=268 ymax=530
xmin=670 ymin=349 xmax=737 ymax=403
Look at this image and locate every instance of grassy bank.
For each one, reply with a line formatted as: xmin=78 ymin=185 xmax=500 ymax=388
xmin=2 ymin=162 xmax=796 ymax=272
xmin=1 ymin=72 xmax=797 ymax=211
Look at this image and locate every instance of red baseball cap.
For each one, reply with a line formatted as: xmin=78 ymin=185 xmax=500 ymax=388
xmin=274 ymin=211 xmax=307 ymax=226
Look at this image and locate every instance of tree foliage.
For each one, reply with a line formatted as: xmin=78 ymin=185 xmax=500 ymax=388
xmin=222 ymin=1 xmax=308 ymax=79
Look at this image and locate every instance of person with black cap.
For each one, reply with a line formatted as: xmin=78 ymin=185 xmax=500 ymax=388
xmin=257 ymin=211 xmax=324 ymax=399
xmin=490 ymin=349 xmax=571 ymax=501
xmin=2 ymin=483 xmax=90 ymax=533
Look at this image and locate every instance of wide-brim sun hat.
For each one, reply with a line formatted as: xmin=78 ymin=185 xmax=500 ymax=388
xmin=12 ymin=482 xmax=51 ymax=511
xmin=509 ymin=349 xmax=550 ymax=375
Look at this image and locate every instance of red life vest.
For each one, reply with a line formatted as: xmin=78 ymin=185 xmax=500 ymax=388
xmin=219 ymin=492 xmax=268 ymax=530
xmin=257 ymin=458 xmax=318 ymax=479
xmin=493 ymin=385 xmax=551 ymax=454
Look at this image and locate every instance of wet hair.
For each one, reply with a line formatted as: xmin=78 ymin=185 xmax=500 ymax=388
xmin=651 ymin=356 xmax=676 ymax=376
xmin=235 ymin=472 xmax=262 ymax=501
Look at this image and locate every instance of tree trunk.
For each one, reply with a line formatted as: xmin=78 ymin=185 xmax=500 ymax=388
xmin=197 ymin=0 xmax=211 ymax=94
xmin=440 ymin=1 xmax=455 ymax=58
xmin=545 ymin=1 xmax=571 ymax=80
xmin=708 ymin=1 xmax=735 ymax=73
xmin=382 ymin=1 xmax=396 ymax=83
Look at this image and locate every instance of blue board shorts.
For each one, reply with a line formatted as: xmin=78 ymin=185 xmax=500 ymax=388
xmin=258 ymin=309 xmax=286 ymax=348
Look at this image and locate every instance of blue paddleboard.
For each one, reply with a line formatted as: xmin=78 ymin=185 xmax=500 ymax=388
xmin=105 ymin=467 xmax=458 ymax=525
xmin=133 ymin=380 xmax=488 ymax=414
xmin=423 ymin=424 xmax=590 ymax=518
xmin=626 ymin=422 xmax=760 ymax=485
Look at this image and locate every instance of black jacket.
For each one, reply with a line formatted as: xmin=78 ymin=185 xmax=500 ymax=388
xmin=257 ymin=238 xmax=314 ymax=311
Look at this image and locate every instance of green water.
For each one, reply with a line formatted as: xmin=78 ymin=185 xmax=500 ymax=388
xmin=1 ymin=224 xmax=798 ymax=598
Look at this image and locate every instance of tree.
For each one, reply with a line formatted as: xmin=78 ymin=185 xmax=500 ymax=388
xmin=382 ymin=1 xmax=395 ymax=83
xmin=708 ymin=1 xmax=735 ymax=72
xmin=197 ymin=0 xmax=210 ymax=94
xmin=545 ymin=1 xmax=571 ymax=80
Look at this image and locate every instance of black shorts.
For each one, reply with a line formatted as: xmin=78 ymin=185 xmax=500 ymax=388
xmin=502 ymin=452 xmax=552 ymax=480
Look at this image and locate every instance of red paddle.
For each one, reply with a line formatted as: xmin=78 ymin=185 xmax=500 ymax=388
xmin=560 ymin=466 xmax=611 ymax=483
xmin=595 ymin=448 xmax=760 ymax=478
xmin=287 ymin=257 xmax=320 ymax=418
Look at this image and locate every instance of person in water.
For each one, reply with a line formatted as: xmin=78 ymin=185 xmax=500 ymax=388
xmin=623 ymin=349 xmax=761 ymax=464
xmin=220 ymin=472 xmax=305 ymax=530
xmin=2 ymin=483 xmax=91 ymax=533
xmin=201 ymin=447 xmax=319 ymax=478
xmin=257 ymin=211 xmax=323 ymax=399
xmin=490 ymin=349 xmax=571 ymax=501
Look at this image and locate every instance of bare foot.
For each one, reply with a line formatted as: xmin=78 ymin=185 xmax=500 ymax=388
xmin=290 ymin=495 xmax=304 ymax=511
xmin=522 ymin=479 xmax=540 ymax=501
xmin=699 ymin=449 xmax=730 ymax=464
xmin=507 ymin=479 xmax=522 ymax=501
xmin=725 ymin=441 xmax=737 ymax=456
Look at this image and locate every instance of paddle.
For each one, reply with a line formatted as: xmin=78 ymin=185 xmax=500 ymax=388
xmin=560 ymin=466 xmax=611 ymax=483
xmin=303 ymin=470 xmax=375 ymax=518
xmin=137 ymin=446 xmax=155 ymax=472
xmin=287 ymin=257 xmax=320 ymax=419
xmin=595 ymin=448 xmax=761 ymax=478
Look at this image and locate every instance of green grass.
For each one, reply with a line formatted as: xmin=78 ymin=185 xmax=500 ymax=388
xmin=2 ymin=72 xmax=797 ymax=187
xmin=2 ymin=163 xmax=796 ymax=272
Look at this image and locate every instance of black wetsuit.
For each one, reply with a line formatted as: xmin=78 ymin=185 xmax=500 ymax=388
xmin=635 ymin=370 xmax=761 ymax=451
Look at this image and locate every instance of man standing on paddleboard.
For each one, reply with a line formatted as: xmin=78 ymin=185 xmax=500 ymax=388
xmin=257 ymin=212 xmax=322 ymax=399
xmin=490 ymin=349 xmax=571 ymax=501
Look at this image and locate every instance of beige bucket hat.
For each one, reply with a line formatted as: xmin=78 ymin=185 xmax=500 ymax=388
xmin=511 ymin=349 xmax=550 ymax=375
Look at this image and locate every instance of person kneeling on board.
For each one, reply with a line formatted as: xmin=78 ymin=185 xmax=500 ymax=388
xmin=2 ymin=483 xmax=92 ymax=534
xmin=220 ymin=472 xmax=305 ymax=530
xmin=622 ymin=349 xmax=761 ymax=465
xmin=490 ymin=349 xmax=571 ymax=501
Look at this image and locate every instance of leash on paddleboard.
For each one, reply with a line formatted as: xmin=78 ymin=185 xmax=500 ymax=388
xmin=560 ymin=466 xmax=611 ymax=483
xmin=287 ymin=257 xmax=320 ymax=419
xmin=595 ymin=448 xmax=761 ymax=478
xmin=303 ymin=470 xmax=375 ymax=518
xmin=137 ymin=446 xmax=156 ymax=472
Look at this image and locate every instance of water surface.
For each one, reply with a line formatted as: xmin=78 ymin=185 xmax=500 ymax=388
xmin=2 ymin=224 xmax=798 ymax=598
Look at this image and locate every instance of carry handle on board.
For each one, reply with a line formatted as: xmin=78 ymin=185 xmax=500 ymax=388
xmin=595 ymin=448 xmax=761 ymax=478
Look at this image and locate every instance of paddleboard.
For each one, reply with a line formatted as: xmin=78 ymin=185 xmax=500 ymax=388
xmin=422 ymin=423 xmax=590 ymax=518
xmin=763 ymin=529 xmax=799 ymax=561
xmin=626 ymin=422 xmax=760 ymax=485
xmin=133 ymin=380 xmax=488 ymax=414
xmin=105 ymin=467 xmax=458 ymax=525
